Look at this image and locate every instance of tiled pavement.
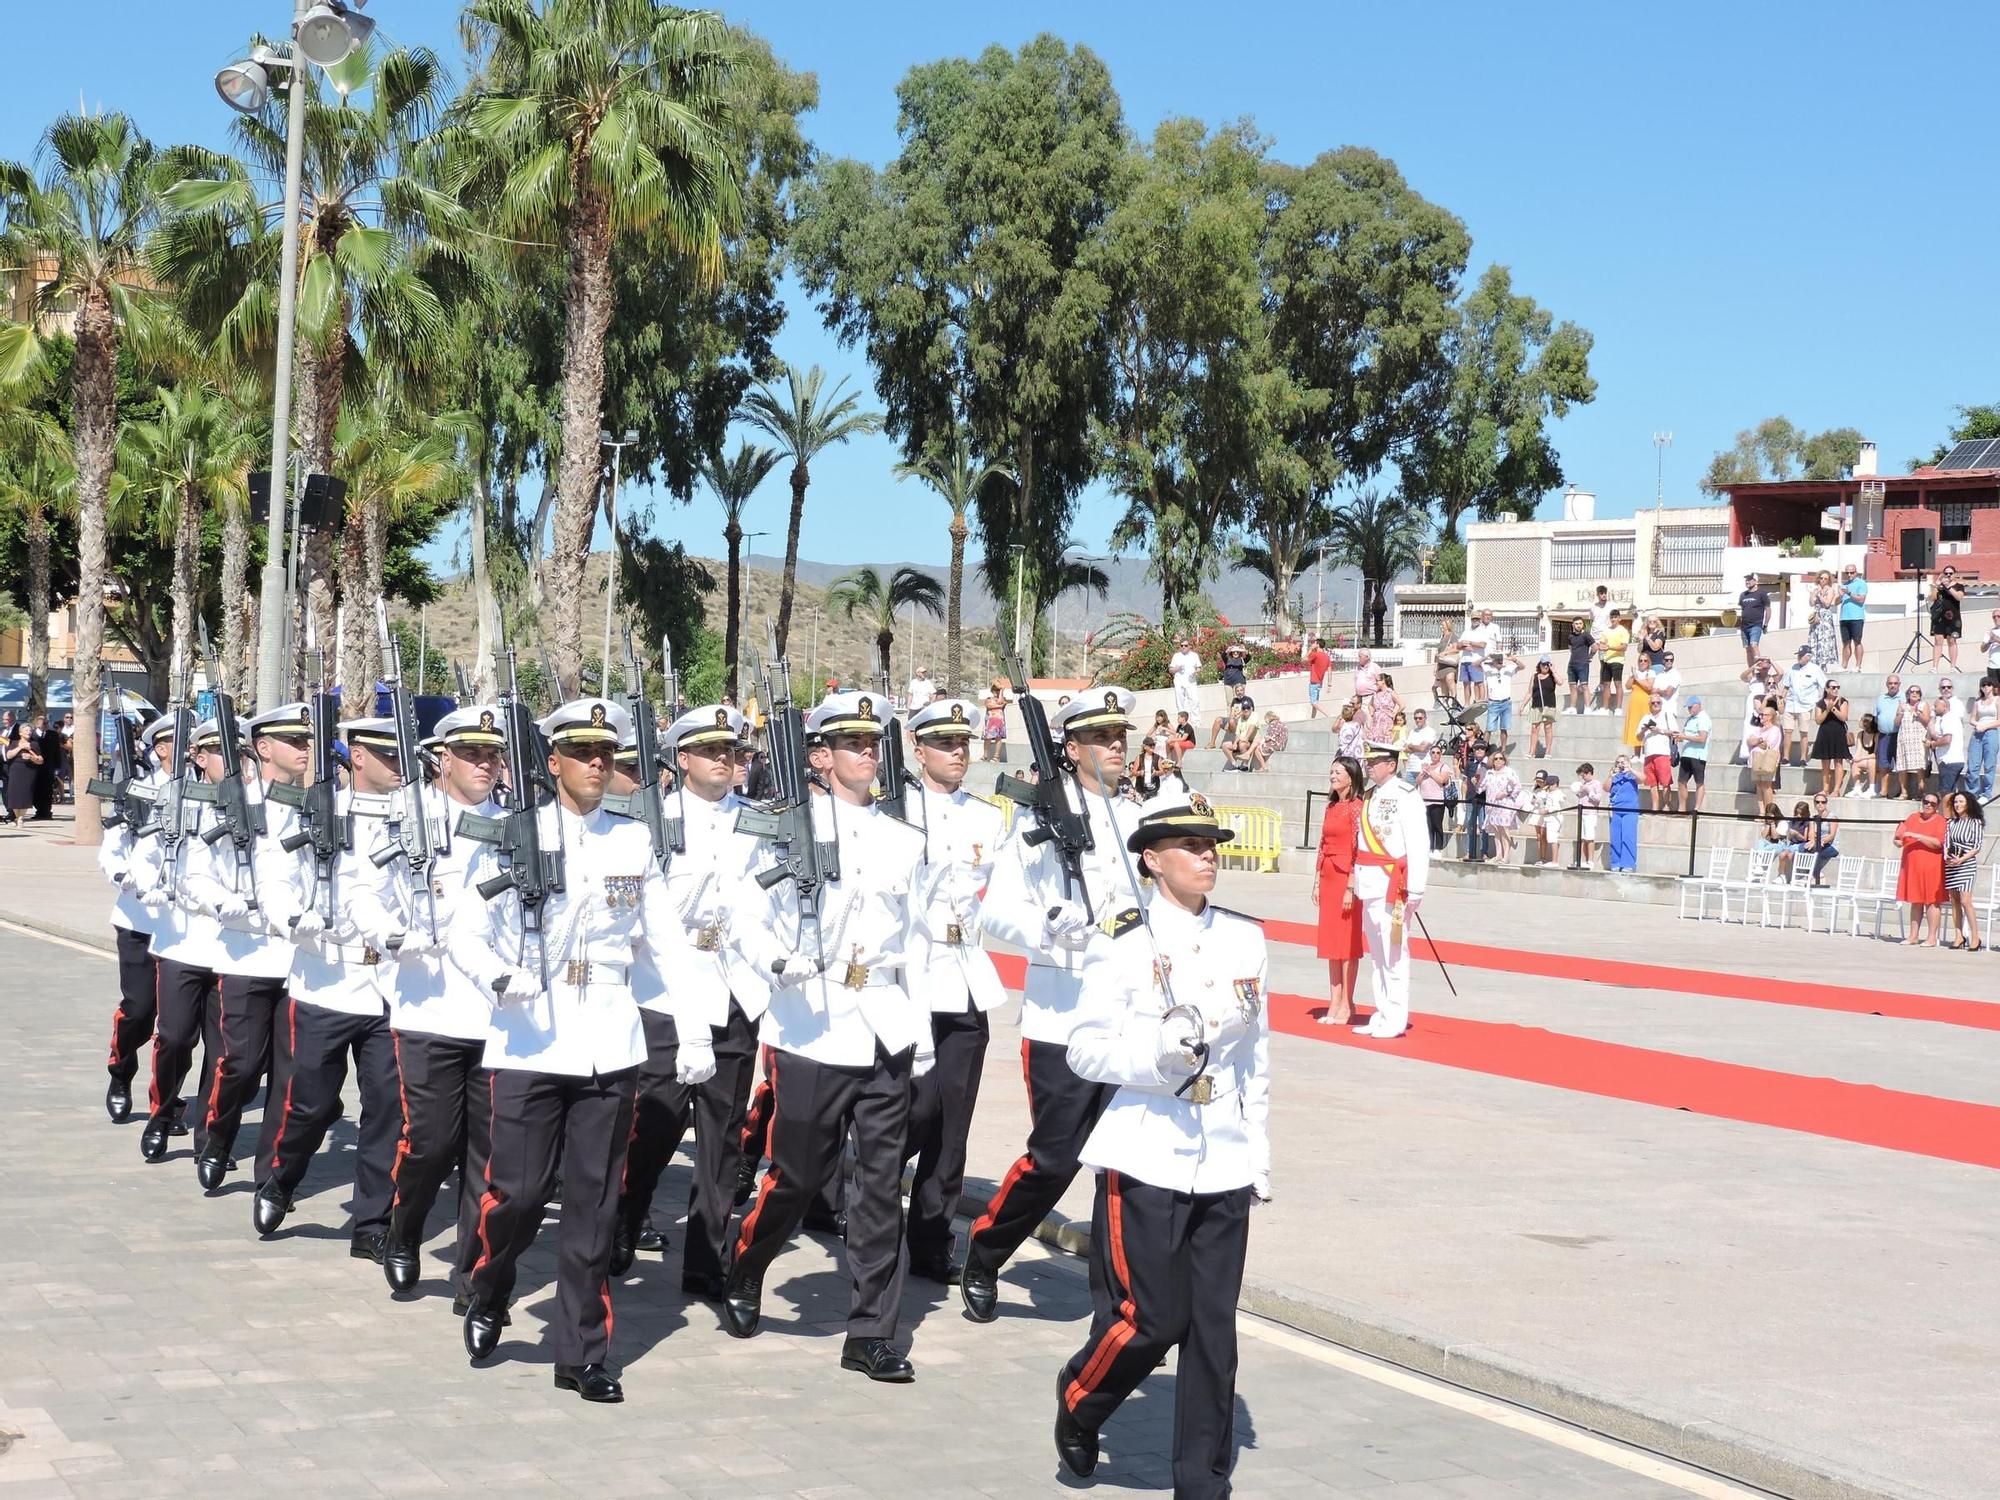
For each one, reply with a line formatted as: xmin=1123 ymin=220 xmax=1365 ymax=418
xmin=0 ymin=925 xmax=1730 ymax=1499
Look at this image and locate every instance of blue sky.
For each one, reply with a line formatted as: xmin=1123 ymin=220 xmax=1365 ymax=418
xmin=8 ymin=1 xmax=1996 ymax=574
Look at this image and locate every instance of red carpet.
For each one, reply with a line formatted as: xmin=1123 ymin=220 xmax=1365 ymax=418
xmin=1261 ymin=919 xmax=2000 ymax=1032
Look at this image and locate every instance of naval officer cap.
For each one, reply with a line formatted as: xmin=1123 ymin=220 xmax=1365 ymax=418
xmin=1125 ymin=792 xmax=1236 ymax=854
xmin=433 ymin=704 xmax=506 ymax=750
xmin=805 ymin=691 xmax=886 ymax=741
xmin=140 ymin=713 xmax=176 ymax=746
xmin=248 ymin=702 xmax=312 ymax=739
xmin=908 ymin=697 xmax=981 ymax=741
xmin=340 ymin=716 xmax=400 ymax=754
xmin=666 ymin=703 xmax=748 ymax=754
xmin=1052 ymin=686 xmax=1136 ymax=737
xmin=190 ymin=715 xmax=251 ymax=749
xmin=538 ymin=696 xmax=631 ymax=749
xmin=1363 ymin=738 xmax=1400 ymax=761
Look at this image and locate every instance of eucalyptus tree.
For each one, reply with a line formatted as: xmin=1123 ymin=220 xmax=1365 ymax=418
xmin=823 ymin=565 xmax=944 ymax=682
xmin=0 ymin=111 xmax=176 ymax=842
xmin=894 ymin=426 xmax=1012 ymax=694
xmin=699 ymin=440 xmax=781 ymax=693
xmin=738 ymin=363 xmax=881 ymax=656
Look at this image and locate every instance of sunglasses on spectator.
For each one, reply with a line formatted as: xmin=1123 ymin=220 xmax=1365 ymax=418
xmin=1923 ymin=798 xmax=1940 ymax=807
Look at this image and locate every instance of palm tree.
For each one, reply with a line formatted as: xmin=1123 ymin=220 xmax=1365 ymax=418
xmin=0 ymin=410 xmax=75 ymax=717
xmin=116 ymin=385 xmax=256 ymax=699
xmin=0 ymin=111 xmax=174 ymax=845
xmin=700 ymin=441 xmax=780 ymax=695
xmin=824 ymin=565 xmax=945 ymax=683
xmin=449 ymin=0 xmax=739 ymax=688
xmin=1324 ymin=488 xmax=1430 ymax=647
xmin=153 ymin=42 xmax=464 ymax=674
xmin=739 ymin=364 xmax=883 ymax=656
xmin=895 ymin=428 xmax=1012 ymax=696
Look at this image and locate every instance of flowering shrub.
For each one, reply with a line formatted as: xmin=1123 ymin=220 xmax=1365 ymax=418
xmin=1093 ymin=614 xmax=1295 ymax=690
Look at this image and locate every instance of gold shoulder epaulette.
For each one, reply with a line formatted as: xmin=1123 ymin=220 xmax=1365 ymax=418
xmin=1104 ymin=907 xmax=1144 ymax=939
xmin=1207 ymin=904 xmax=1264 ymax=928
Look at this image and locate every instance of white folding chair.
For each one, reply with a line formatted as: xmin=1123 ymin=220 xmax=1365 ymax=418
xmin=1804 ymin=856 xmax=1862 ymax=934
xmin=1720 ymin=848 xmax=1778 ymax=923
xmin=1764 ymin=858 xmax=1814 ymax=929
xmin=1848 ymin=858 xmax=1905 ymax=941
xmin=1677 ymin=846 xmax=1735 ymax=921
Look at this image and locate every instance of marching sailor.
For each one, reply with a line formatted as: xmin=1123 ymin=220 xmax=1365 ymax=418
xmin=353 ymin=706 xmax=506 ymax=1299
xmin=614 ymin=703 xmax=768 ymax=1302
xmin=99 ymin=714 xmax=175 ymax=1124
xmin=1053 ymin=795 xmax=1271 ymax=1496
xmin=251 ymin=717 xmax=402 ymax=1259
xmin=723 ymin=690 xmax=932 ymax=1382
xmin=1351 ymin=737 xmax=1430 ymax=1040
xmin=899 ymin=697 xmax=1006 ymax=1284
xmin=183 ymin=705 xmax=308 ymax=1192
xmin=961 ymin=686 xmax=1145 ymax=1323
xmin=447 ymin=696 xmax=700 ymax=1403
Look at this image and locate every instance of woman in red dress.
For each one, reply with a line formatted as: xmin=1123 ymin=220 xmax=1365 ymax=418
xmin=1314 ymin=756 xmax=1367 ymax=1023
xmin=1894 ymin=794 xmax=1949 ymax=946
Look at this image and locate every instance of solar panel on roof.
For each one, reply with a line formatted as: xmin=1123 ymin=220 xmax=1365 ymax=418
xmin=1936 ymin=437 xmax=2000 ymax=471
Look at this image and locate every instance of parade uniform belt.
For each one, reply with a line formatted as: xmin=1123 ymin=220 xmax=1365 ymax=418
xmin=1179 ymin=1075 xmax=1237 ymax=1106
xmin=692 ymin=921 xmax=724 ymax=952
xmin=324 ymin=943 xmax=383 ymax=966
xmin=943 ymin=922 xmax=967 ymax=947
xmin=559 ymin=959 xmax=629 ymax=988
xmin=835 ymin=964 xmax=899 ymax=991
xmin=1355 ymin=816 xmax=1408 ymax=906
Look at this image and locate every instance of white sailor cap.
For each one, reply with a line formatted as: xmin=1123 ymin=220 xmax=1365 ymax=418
xmin=140 ymin=714 xmax=176 ymax=746
xmin=433 ymin=704 xmax=506 ymax=749
xmin=339 ymin=716 xmax=400 ymax=754
xmin=908 ymin=697 xmax=981 ymax=740
xmin=247 ymin=702 xmax=311 ymax=738
xmin=1051 ymin=687 xmax=1136 ymax=737
xmin=1363 ymin=738 xmax=1401 ymax=760
xmin=665 ymin=703 xmax=749 ymax=754
xmin=805 ymin=691 xmax=886 ymax=740
xmin=190 ymin=715 xmax=251 ymax=749
xmin=538 ymin=697 xmax=630 ymax=748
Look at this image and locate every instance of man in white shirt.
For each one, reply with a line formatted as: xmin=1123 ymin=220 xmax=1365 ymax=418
xmin=905 ymin=667 xmax=937 ymax=713
xmin=1352 ymin=649 xmax=1381 ymax=699
xmin=1933 ymin=679 xmax=1968 ymax=794
xmin=1780 ymin=646 xmax=1827 ymax=768
xmin=1168 ymin=640 xmax=1202 ymax=717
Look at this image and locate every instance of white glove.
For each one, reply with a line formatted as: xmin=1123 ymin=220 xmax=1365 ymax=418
xmin=1252 ymin=1171 xmax=1273 ymax=1205
xmin=1046 ymin=901 xmax=1095 ymax=951
xmin=676 ymin=1037 xmax=717 ymax=1086
xmin=912 ymin=1050 xmax=936 ymax=1079
xmin=771 ymin=955 xmax=818 ymax=990
xmin=1154 ymin=1014 xmax=1203 ymax=1077
xmin=289 ymin=908 xmax=327 ymax=944
xmin=392 ymin=926 xmax=444 ymax=958
xmin=117 ymin=870 xmax=144 ymax=894
xmin=210 ymin=893 xmax=251 ymax=921
xmin=493 ymin=967 xmax=544 ymax=1005
xmin=138 ymin=886 xmax=171 ymax=914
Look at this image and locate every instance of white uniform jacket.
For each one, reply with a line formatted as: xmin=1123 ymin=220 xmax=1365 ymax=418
xmin=258 ymin=791 xmax=394 ymax=1017
xmin=178 ymin=779 xmax=297 ymax=981
xmin=980 ymin=781 xmax=1144 ymax=1044
xmin=450 ymin=802 xmax=699 ymax=1077
xmin=98 ymin=768 xmax=167 ymax=936
xmin=631 ymin=787 xmax=762 ymax=1033
xmin=136 ymin=792 xmax=228 ymax=970
xmin=729 ymin=794 xmax=932 ymax=1067
xmin=1351 ymin=776 xmax=1431 ymax=905
xmin=904 ymin=784 xmax=1007 ymax=1014
xmin=1068 ymin=899 xmax=1271 ymax=1196
xmin=349 ymin=793 xmax=502 ymax=1042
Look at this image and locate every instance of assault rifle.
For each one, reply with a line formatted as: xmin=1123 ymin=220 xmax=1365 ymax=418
xmin=453 ymin=661 xmax=473 ymax=704
xmin=373 ymin=599 xmax=437 ymax=939
xmin=189 ymin=622 xmax=263 ymax=906
xmin=85 ymin=695 xmax=153 ymax=832
xmin=156 ymin=654 xmax=198 ymax=895
xmin=874 ymin=668 xmax=916 ymax=823
xmin=734 ymin=648 xmax=838 ymax=965
xmin=271 ymin=628 xmax=342 ymax=919
xmin=994 ymin=650 xmax=1092 ymax=901
xmin=457 ymin=644 xmax=564 ymax=986
xmin=608 ymin=625 xmax=677 ymax=869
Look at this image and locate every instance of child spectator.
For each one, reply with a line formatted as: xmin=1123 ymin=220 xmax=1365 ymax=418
xmin=1572 ymin=762 xmax=1604 ymax=869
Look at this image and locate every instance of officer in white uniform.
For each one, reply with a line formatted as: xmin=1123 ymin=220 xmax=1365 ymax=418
xmin=899 ymin=697 xmax=1006 ymax=1283
xmin=349 ymin=706 xmax=507 ymax=1300
xmin=447 ymin=696 xmax=701 ymax=1404
xmin=180 ymin=705 xmax=309 ymax=1192
xmin=1054 ymin=795 xmax=1271 ymax=1496
xmin=251 ymin=717 xmax=401 ymax=1258
xmin=99 ymin=714 xmax=175 ymax=1124
xmin=1352 ymin=737 xmax=1430 ymax=1039
xmin=724 ymin=690 xmax=932 ymax=1383
xmin=615 ymin=703 xmax=768 ymax=1301
xmin=961 ymin=686 xmax=1145 ymax=1323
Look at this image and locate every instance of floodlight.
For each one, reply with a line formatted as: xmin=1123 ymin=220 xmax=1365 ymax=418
xmin=215 ymin=59 xmax=271 ymax=114
xmin=296 ymin=2 xmax=360 ymax=66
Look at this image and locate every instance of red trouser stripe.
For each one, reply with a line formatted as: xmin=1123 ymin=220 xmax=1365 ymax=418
xmin=203 ymin=979 xmax=231 ymax=1134
xmin=1065 ymin=1170 xmax=1139 ymax=1412
xmin=969 ymin=1039 xmax=1035 ymax=1241
xmin=107 ymin=1005 xmax=126 ymax=1071
xmin=145 ymin=960 xmax=164 ymax=1116
xmin=267 ymin=998 xmax=299 ymax=1172
xmin=470 ymin=1070 xmax=501 ymax=1280
xmin=389 ymin=1030 xmax=412 ymax=1207
xmin=734 ymin=1052 xmax=783 ymax=1261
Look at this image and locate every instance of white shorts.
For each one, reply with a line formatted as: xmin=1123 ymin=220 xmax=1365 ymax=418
xmin=1579 ymin=811 xmax=1600 ymax=840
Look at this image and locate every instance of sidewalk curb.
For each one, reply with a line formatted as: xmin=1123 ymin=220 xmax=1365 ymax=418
xmin=0 ymin=908 xmax=115 ymax=956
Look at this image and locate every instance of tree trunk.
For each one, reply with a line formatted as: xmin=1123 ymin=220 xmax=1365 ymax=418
xmin=26 ymin=509 xmax=49 ymax=719
xmin=724 ymin=518 xmax=743 ymax=697
xmin=220 ymin=501 xmax=248 ymax=698
xmin=549 ymin=176 xmax=615 ymax=692
xmin=1016 ymin=432 xmax=1042 ymax=674
xmin=946 ymin=510 xmax=967 ymax=696
xmin=70 ymin=297 xmax=114 ymax=845
xmin=775 ymin=461 xmax=808 ymax=657
xmin=337 ymin=500 xmax=371 ymax=698
xmin=877 ymin=627 xmax=893 ymax=682
xmin=470 ymin=465 xmax=497 ymax=699
xmin=296 ymin=334 xmax=344 ymax=689
xmin=170 ymin=483 xmax=202 ymax=698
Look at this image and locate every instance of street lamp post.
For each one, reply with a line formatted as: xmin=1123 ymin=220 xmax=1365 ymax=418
xmin=1653 ymin=430 xmax=1674 ymax=512
xmin=740 ymin=531 xmax=769 ymax=688
xmin=598 ymin=428 xmax=638 ymax=694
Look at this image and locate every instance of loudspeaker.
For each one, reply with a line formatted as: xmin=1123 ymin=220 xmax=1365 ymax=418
xmin=1900 ymin=527 xmax=1937 ymax=571
xmin=299 ymin=473 xmax=348 ymax=530
xmin=248 ymin=471 xmax=271 ymax=526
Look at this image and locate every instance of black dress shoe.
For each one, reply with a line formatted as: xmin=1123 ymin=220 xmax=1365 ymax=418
xmin=139 ymin=1120 xmax=170 ymax=1163
xmin=960 ymin=1260 xmax=999 ymax=1323
xmin=908 ymin=1252 xmax=962 ymax=1286
xmin=839 ymin=1336 xmax=914 ymax=1383
xmin=609 ymin=1216 xmax=638 ymax=1277
xmin=635 ymin=1215 xmax=664 ymax=1253
xmin=252 ymin=1183 xmax=291 ymax=1237
xmin=553 ymin=1362 xmax=623 ymax=1403
xmin=680 ymin=1271 xmax=726 ymax=1302
xmin=350 ymin=1230 xmax=387 ymax=1264
xmin=383 ymin=1237 xmax=421 ymax=1293
xmin=463 ymin=1304 xmax=504 ymax=1361
xmin=195 ymin=1153 xmax=230 ymax=1191
xmin=1055 ymin=1400 xmax=1101 ymax=1478
xmin=802 ymin=1205 xmax=847 ymax=1238
xmin=167 ymin=1099 xmax=191 ymax=1136
xmin=733 ymin=1160 xmax=758 ymax=1207
xmin=105 ymin=1078 xmax=132 ymax=1123
xmin=721 ymin=1267 xmax=762 ymax=1339
xmin=450 ymin=1292 xmax=511 ymax=1325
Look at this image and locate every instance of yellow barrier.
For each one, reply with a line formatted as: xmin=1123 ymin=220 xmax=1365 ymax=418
xmin=1210 ymin=803 xmax=1282 ymax=874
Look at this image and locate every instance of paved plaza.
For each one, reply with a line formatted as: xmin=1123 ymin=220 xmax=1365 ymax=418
xmin=2 ymin=817 xmax=1993 ymax=1497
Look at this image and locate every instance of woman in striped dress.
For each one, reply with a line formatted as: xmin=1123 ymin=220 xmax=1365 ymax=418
xmin=1943 ymin=790 xmax=1986 ymax=951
